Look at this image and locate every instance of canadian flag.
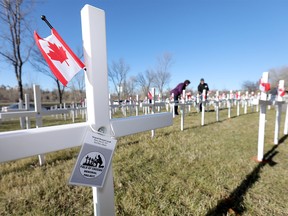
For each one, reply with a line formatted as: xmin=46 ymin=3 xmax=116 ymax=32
xmin=148 ymin=91 xmax=153 ymax=100
xmin=235 ymin=92 xmax=239 ymax=99
xmin=259 ymin=78 xmax=271 ymax=92
xmin=34 ymin=29 xmax=85 ymax=86
xmin=277 ymin=80 xmax=285 ymax=97
xmin=278 ymin=88 xmax=285 ymax=97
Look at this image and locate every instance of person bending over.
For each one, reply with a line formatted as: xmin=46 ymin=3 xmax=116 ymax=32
xmin=170 ymin=80 xmax=190 ymax=115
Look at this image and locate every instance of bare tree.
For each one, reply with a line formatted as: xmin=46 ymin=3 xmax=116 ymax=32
xmin=269 ymin=66 xmax=288 ymax=87
xmin=241 ymin=80 xmax=259 ymax=92
xmin=108 ymin=58 xmax=130 ymax=101
xmin=154 ymin=52 xmax=172 ymax=96
xmin=0 ymin=0 xmax=35 ymax=102
xmin=69 ymin=70 xmax=85 ymax=103
xmin=136 ymin=69 xmax=155 ymax=97
xmin=123 ymin=76 xmax=137 ymax=99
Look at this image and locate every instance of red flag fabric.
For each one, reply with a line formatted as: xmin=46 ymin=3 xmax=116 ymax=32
xmin=259 ymin=78 xmax=271 ymax=92
xmin=34 ymin=29 xmax=85 ymax=86
xmin=235 ymin=92 xmax=239 ymax=99
xmin=148 ymin=91 xmax=153 ymax=100
xmin=278 ymin=88 xmax=285 ymax=97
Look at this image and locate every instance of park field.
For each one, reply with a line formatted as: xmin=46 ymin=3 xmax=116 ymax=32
xmin=0 ymin=107 xmax=288 ymax=215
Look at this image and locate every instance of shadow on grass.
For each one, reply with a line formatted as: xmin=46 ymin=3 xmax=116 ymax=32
xmin=278 ymin=134 xmax=288 ymax=144
xmin=229 ymin=111 xmax=256 ymax=119
xmin=117 ymin=140 xmax=140 ymax=148
xmin=205 ymin=141 xmax=281 ymax=216
xmin=186 ymin=110 xmax=258 ymax=129
xmin=200 ymin=119 xmax=225 ymax=127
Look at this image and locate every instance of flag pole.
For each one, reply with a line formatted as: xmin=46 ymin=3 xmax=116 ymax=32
xmin=41 ymin=15 xmax=53 ymax=29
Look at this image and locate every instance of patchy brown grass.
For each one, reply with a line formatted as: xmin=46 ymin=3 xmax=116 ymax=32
xmin=0 ymin=106 xmax=287 ymax=215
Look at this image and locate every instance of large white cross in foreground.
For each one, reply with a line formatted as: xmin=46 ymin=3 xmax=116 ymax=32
xmin=0 ymin=5 xmax=172 ymax=216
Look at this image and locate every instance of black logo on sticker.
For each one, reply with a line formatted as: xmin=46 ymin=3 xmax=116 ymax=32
xmin=79 ymin=152 xmax=105 ymax=178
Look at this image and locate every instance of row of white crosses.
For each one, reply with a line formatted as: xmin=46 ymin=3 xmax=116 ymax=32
xmin=257 ymin=72 xmax=287 ymax=161
xmin=108 ymin=90 xmax=167 ymax=118
xmin=175 ymin=89 xmax=256 ymax=129
xmin=2 ymin=88 xmax=262 ymax=133
xmin=110 ymin=88 xmax=266 ymax=121
xmin=0 ymin=5 xmax=173 ymax=216
xmin=2 ymin=84 xmax=268 ymax=128
xmin=0 ymin=86 xmax=87 ymax=126
xmin=274 ymin=80 xmax=286 ymax=144
xmin=0 ymin=85 xmax=88 ymax=166
xmin=0 ymin=85 xmax=78 ymax=165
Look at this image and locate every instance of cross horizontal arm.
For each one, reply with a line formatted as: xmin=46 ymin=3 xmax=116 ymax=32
xmin=0 ymin=111 xmax=37 ymax=119
xmin=0 ymin=113 xmax=173 ymax=163
xmin=110 ymin=112 xmax=173 ymax=138
xmin=0 ymin=109 xmax=73 ymax=120
xmin=0 ymin=122 xmax=88 ymax=163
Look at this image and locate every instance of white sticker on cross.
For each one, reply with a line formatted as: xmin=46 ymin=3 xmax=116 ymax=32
xmin=0 ymin=5 xmax=173 ymax=216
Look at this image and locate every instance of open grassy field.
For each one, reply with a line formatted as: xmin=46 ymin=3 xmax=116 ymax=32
xmin=0 ymin=106 xmax=288 ymax=215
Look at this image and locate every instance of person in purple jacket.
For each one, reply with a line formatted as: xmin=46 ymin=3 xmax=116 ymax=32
xmin=170 ymin=80 xmax=190 ymax=115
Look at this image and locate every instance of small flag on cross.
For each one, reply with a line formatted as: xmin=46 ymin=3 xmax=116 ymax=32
xmin=34 ymin=16 xmax=85 ymax=86
xmin=259 ymin=78 xmax=270 ymax=93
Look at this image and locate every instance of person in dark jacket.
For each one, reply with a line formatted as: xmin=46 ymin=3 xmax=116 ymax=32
xmin=170 ymin=80 xmax=190 ymax=115
xmin=198 ymin=78 xmax=209 ymax=112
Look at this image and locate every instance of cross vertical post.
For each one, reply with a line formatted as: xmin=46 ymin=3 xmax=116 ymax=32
xmin=24 ymin=94 xmax=31 ymax=129
xmin=284 ymin=104 xmax=288 ymax=135
xmin=244 ymin=91 xmax=248 ymax=114
xmin=151 ymin=88 xmax=156 ymax=138
xmin=237 ymin=91 xmax=240 ymax=116
xmin=274 ymin=80 xmax=285 ymax=144
xmin=228 ymin=91 xmax=232 ymax=118
xmin=34 ymin=85 xmax=45 ymax=165
xmin=257 ymin=72 xmax=271 ymax=161
xmin=201 ymin=89 xmax=206 ymax=126
xmin=81 ymin=5 xmax=115 ymax=216
xmin=180 ymin=90 xmax=185 ymax=131
xmin=215 ymin=91 xmax=219 ymax=122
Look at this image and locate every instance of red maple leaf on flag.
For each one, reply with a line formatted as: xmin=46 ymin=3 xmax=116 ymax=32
xmin=47 ymin=41 xmax=69 ymax=66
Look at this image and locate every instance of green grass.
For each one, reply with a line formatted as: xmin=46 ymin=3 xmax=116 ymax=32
xmin=0 ymin=106 xmax=288 ymax=215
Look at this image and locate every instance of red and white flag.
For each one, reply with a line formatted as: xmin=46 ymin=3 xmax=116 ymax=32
xmin=34 ymin=29 xmax=85 ymax=86
xmin=148 ymin=91 xmax=153 ymax=100
xmin=278 ymin=88 xmax=285 ymax=97
xmin=259 ymin=78 xmax=270 ymax=92
xmin=277 ymin=80 xmax=285 ymax=97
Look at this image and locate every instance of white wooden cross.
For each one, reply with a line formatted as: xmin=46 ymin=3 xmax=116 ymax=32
xmin=257 ymin=72 xmax=272 ymax=161
xmin=179 ymin=90 xmax=186 ymax=131
xmin=214 ymin=91 xmax=220 ymax=122
xmin=236 ymin=91 xmax=241 ymax=116
xmin=284 ymin=102 xmax=288 ymax=135
xmin=201 ymin=89 xmax=206 ymax=126
xmin=274 ymin=80 xmax=285 ymax=144
xmin=227 ymin=90 xmax=233 ymax=118
xmin=0 ymin=5 xmax=172 ymax=216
